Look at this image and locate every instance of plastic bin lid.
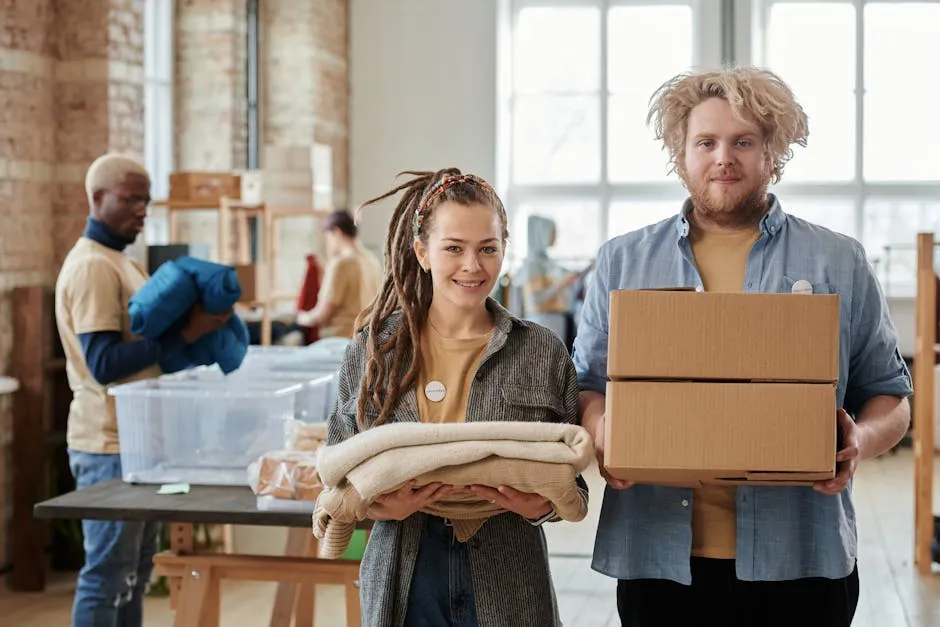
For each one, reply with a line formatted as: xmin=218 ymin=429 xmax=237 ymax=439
xmin=108 ymin=377 xmax=302 ymax=398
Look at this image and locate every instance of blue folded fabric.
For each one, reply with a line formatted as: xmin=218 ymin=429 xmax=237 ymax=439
xmin=129 ymin=256 xmax=249 ymax=374
xmin=160 ymin=316 xmax=250 ymax=375
xmin=129 ymin=261 xmax=201 ymax=338
xmin=173 ymin=255 xmax=242 ymax=314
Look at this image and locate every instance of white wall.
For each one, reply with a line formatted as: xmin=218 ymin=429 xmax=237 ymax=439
xmin=349 ymin=0 xmax=498 ymax=251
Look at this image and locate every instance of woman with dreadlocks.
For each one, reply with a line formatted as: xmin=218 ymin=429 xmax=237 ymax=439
xmin=324 ymin=168 xmax=586 ymax=626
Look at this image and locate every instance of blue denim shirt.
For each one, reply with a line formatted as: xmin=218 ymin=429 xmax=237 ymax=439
xmin=572 ymin=194 xmax=913 ymax=584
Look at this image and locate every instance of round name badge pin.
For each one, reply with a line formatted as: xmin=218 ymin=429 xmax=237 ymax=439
xmin=425 ymin=381 xmax=446 ymax=403
xmin=791 ymin=279 xmax=813 ymax=295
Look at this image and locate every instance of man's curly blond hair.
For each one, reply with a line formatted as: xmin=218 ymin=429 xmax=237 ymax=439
xmin=647 ymin=66 xmax=809 ymax=185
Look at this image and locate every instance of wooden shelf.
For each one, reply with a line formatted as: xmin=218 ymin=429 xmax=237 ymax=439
xmin=913 ymin=233 xmax=938 ymax=576
xmin=154 ymin=190 xmax=327 ymax=346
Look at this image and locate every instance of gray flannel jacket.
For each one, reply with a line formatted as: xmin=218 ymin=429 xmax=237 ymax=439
xmin=326 ymin=298 xmax=585 ymax=627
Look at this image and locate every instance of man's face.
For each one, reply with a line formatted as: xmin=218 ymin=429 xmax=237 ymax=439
xmin=94 ymin=172 xmax=150 ymax=242
xmin=680 ymin=97 xmax=771 ymax=228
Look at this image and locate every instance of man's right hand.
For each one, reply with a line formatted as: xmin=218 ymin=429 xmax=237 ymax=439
xmin=592 ymin=413 xmax=634 ymax=490
xmin=366 ymin=481 xmax=456 ymax=521
xmin=181 ymin=302 xmax=232 ymax=343
xmin=580 ymin=391 xmax=634 ymax=490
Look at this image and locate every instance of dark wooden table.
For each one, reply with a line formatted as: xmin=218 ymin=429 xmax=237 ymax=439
xmin=33 ymin=478 xmax=367 ymax=627
xmin=33 ymin=478 xmax=316 ymax=527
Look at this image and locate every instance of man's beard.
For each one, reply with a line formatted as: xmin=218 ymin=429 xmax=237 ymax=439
xmin=684 ymin=168 xmax=769 ymax=230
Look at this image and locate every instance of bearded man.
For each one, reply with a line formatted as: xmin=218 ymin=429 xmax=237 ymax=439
xmin=571 ymin=67 xmax=912 ymax=627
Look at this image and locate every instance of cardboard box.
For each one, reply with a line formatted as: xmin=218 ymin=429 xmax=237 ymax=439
xmin=608 ymin=289 xmax=840 ymax=382
xmin=239 ymin=171 xmax=264 ymax=205
xmin=604 ymin=381 xmax=836 ymax=486
xmin=234 ymin=264 xmax=263 ymax=303
xmin=169 ymin=172 xmax=241 ymax=203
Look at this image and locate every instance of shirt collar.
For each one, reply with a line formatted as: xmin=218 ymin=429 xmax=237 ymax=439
xmin=83 ymin=216 xmax=129 ymax=252
xmin=674 ymin=193 xmax=786 ymax=239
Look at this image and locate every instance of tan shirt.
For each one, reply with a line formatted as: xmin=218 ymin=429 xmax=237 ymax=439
xmin=317 ymin=249 xmax=381 ymax=338
xmin=416 ymin=323 xmax=491 ymax=424
xmin=688 ymin=224 xmax=760 ymax=559
xmin=55 ymin=237 xmax=163 ymax=454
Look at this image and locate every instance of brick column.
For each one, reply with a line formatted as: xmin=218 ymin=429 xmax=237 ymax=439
xmin=175 ymin=0 xmax=247 ymax=171
xmin=256 ymin=0 xmax=349 ymax=292
xmin=0 ymin=0 xmax=58 ymax=569
xmin=173 ymin=0 xmax=247 ymax=258
xmin=53 ymin=0 xmax=145 ymax=266
xmin=0 ymin=0 xmax=145 ymax=569
xmin=262 ymin=0 xmax=349 ymax=206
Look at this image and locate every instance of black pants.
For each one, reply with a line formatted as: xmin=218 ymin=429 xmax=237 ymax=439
xmin=617 ymin=558 xmax=860 ymax=627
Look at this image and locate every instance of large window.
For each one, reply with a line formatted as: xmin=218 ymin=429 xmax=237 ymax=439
xmin=143 ymin=0 xmax=174 ymax=202
xmin=754 ymin=0 xmax=940 ymax=296
xmin=141 ymin=0 xmax=174 ymax=249
xmin=501 ymin=0 xmax=712 ymax=268
xmin=501 ymin=0 xmax=940 ymax=296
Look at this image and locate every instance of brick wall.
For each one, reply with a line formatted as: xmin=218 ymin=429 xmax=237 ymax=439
xmin=0 ymin=0 xmax=57 ymax=570
xmin=257 ymin=0 xmax=349 ymax=295
xmin=261 ymin=0 xmax=348 ymax=206
xmin=0 ymin=0 xmax=145 ymax=568
xmin=0 ymin=0 xmax=352 ymax=566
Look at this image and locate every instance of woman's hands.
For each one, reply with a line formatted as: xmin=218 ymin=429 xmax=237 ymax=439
xmin=366 ymin=480 xmax=456 ymax=521
xmin=468 ymin=485 xmax=553 ymax=520
xmin=366 ymin=481 xmax=553 ymax=522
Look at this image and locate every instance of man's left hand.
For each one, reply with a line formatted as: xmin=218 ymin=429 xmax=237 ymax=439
xmin=813 ymin=408 xmax=861 ymax=495
xmin=467 ymin=485 xmax=553 ymax=520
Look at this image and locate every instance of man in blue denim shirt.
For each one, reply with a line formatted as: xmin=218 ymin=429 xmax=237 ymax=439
xmin=573 ymin=67 xmax=913 ymax=626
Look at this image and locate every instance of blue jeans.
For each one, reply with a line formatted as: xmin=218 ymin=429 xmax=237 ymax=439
xmin=404 ymin=516 xmax=478 ymax=626
xmin=68 ymin=450 xmax=161 ymax=627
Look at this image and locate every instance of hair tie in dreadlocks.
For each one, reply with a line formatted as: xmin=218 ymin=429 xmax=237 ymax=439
xmin=412 ymin=173 xmax=496 ymax=239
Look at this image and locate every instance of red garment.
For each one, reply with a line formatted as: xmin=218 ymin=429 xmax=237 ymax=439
xmin=296 ymin=254 xmax=323 ymax=345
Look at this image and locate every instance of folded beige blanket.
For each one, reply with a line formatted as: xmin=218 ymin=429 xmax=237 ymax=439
xmin=312 ymin=421 xmax=594 ymax=559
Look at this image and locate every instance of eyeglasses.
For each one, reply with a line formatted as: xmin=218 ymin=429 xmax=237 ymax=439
xmin=109 ymin=192 xmax=151 ymax=208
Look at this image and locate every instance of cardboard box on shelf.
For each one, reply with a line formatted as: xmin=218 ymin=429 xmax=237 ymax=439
xmin=169 ymin=172 xmax=241 ymax=203
xmin=234 ymin=263 xmax=263 ymax=303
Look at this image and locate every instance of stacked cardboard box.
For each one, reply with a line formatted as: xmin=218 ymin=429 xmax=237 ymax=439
xmin=604 ymin=288 xmax=840 ymax=486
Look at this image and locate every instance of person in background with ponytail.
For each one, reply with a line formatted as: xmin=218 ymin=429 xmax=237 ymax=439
xmin=327 ymin=168 xmax=586 ymax=627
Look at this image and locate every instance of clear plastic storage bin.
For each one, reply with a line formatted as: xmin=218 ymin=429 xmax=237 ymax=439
xmin=110 ymin=378 xmax=302 ymax=486
xmin=166 ymin=366 xmax=337 ymax=422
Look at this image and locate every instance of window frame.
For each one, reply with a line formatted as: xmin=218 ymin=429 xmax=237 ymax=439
xmin=498 ymin=0 xmax=714 ymax=268
xmin=499 ymin=0 xmax=940 ymax=295
xmin=143 ymin=0 xmax=175 ymax=203
xmin=749 ymin=0 xmax=940 ymax=296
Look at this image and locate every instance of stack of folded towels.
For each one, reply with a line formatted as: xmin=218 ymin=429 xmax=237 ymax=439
xmin=312 ymin=421 xmax=594 ymax=559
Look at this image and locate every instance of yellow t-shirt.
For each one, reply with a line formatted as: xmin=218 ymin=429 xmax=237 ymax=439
xmin=318 ymin=250 xmax=381 ymax=338
xmin=55 ymin=237 xmax=163 ymax=454
xmin=688 ymin=224 xmax=760 ymax=560
xmin=416 ymin=323 xmax=492 ymax=424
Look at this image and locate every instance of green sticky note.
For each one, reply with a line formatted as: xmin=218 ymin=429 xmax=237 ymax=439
xmin=157 ymin=483 xmax=191 ymax=495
